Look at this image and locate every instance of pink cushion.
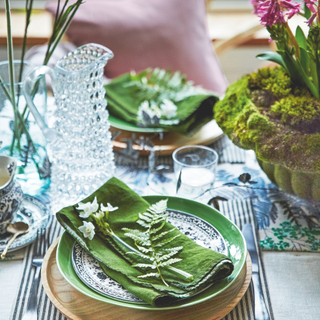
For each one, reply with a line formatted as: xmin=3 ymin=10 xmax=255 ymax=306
xmin=46 ymin=0 xmax=227 ymax=95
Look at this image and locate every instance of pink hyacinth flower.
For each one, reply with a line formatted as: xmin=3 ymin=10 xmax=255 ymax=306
xmin=304 ymin=0 xmax=318 ymax=27
xmin=255 ymin=0 xmax=300 ymax=27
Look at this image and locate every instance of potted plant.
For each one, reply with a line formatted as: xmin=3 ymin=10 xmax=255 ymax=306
xmin=0 ymin=0 xmax=83 ymax=192
xmin=214 ymin=0 xmax=320 ymax=201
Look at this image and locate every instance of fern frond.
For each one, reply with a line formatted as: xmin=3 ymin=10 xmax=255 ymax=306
xmin=150 ymin=215 xmax=167 ymax=226
xmin=149 ymin=219 xmax=167 ymax=234
xmin=163 ymin=246 xmax=183 ymax=252
xmin=124 ymin=68 xmax=207 ymax=107
xmin=156 ymin=249 xmax=182 ymax=262
xmin=158 ymin=258 xmax=182 ymax=267
xmin=135 ymin=244 xmax=153 ymax=253
xmin=122 ymin=200 xmax=193 ymax=286
xmin=139 ymin=212 xmax=152 ymax=222
xmin=127 ymin=251 xmax=154 ymax=261
xmin=136 ymin=219 xmax=150 ymax=228
xmin=151 ymin=228 xmax=175 ymax=242
xmin=147 ymin=199 xmax=168 ymax=214
xmin=154 ymin=234 xmax=180 ymax=247
xmin=123 ymin=232 xmax=150 ymax=246
xmin=140 ymin=212 xmax=154 ymax=218
xmin=132 ymin=263 xmax=156 ymax=269
xmin=122 ymin=228 xmax=145 ymax=236
xmin=138 ymin=273 xmax=160 ymax=279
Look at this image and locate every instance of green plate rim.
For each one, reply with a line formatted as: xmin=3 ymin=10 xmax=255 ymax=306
xmin=56 ymin=195 xmax=247 ymax=310
xmin=109 ymin=115 xmax=168 ymax=133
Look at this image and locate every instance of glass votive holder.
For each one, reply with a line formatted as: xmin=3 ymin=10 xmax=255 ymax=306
xmin=172 ymin=145 xmax=219 ymax=199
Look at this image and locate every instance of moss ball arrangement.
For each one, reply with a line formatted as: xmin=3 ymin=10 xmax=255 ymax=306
xmin=214 ymin=67 xmax=320 ymax=201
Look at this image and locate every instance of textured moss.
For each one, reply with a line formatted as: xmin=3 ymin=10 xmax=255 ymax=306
xmin=271 ymin=91 xmax=320 ymax=125
xmin=248 ymin=67 xmax=292 ymax=97
xmin=214 ymin=67 xmax=320 ymax=174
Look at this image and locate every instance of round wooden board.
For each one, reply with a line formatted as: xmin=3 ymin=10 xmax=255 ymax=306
xmin=110 ymin=120 xmax=223 ymax=156
xmin=41 ymin=237 xmax=252 ymax=320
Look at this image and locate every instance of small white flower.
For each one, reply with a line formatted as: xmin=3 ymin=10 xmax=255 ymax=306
xmin=78 ymin=221 xmax=95 ymax=240
xmin=76 ymin=196 xmax=99 ymax=218
xmin=137 ymin=100 xmax=162 ymax=122
xmin=160 ymin=99 xmax=177 ymax=119
xmin=101 ymin=203 xmax=118 ymax=212
xmin=150 ymin=102 xmax=162 ymax=118
xmin=94 ymin=210 xmax=105 ymax=220
xmin=137 ymin=101 xmax=151 ymax=121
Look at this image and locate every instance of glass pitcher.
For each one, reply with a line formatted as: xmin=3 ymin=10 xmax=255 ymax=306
xmin=23 ymin=43 xmax=115 ymax=206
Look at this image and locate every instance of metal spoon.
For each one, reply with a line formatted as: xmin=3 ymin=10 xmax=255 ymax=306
xmin=1 ymin=222 xmax=29 ymax=259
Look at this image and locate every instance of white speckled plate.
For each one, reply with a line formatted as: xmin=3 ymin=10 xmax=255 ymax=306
xmin=71 ymin=208 xmax=228 ymax=304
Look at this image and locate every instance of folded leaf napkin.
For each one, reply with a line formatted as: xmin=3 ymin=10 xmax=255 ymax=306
xmin=104 ymin=68 xmax=220 ymax=136
xmin=56 ymin=177 xmax=234 ymax=307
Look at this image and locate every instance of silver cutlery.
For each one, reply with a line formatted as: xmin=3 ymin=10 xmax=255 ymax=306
xmin=1 ymin=222 xmax=29 ymax=259
xmin=242 ymin=223 xmax=270 ymax=320
xmin=22 ymin=228 xmax=50 ymax=320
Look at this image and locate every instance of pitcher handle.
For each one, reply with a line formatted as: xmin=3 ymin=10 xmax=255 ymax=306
xmin=22 ymin=65 xmax=59 ymax=144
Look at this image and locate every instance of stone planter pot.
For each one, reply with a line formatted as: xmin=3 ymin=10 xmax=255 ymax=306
xmin=214 ymin=67 xmax=320 ymax=202
xmin=257 ymin=159 xmax=320 ymax=201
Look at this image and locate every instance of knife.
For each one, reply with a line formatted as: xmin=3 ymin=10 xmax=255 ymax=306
xmin=242 ymin=223 xmax=270 ymax=320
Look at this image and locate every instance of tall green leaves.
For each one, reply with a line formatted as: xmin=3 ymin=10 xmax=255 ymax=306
xmin=257 ymin=23 xmax=320 ymax=98
xmin=44 ymin=0 xmax=83 ymax=65
xmin=307 ymin=26 xmax=320 ymax=97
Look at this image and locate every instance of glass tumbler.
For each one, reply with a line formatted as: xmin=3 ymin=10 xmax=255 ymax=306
xmin=172 ymin=145 xmax=218 ymax=199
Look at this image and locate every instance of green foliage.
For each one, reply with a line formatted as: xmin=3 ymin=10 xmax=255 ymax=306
xmin=122 ymin=200 xmax=187 ymax=286
xmin=124 ymin=68 xmax=208 ymax=105
xmin=257 ymin=23 xmax=320 ymax=98
xmin=260 ymin=221 xmax=320 ymax=251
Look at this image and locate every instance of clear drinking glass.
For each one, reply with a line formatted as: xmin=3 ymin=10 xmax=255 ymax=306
xmin=172 ymin=145 xmax=218 ymax=199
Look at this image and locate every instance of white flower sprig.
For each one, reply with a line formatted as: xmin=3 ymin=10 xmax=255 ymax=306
xmin=137 ymin=99 xmax=178 ymax=126
xmin=160 ymin=99 xmax=178 ymax=119
xmin=77 ymin=196 xmax=99 ymax=218
xmin=78 ymin=221 xmax=95 ymax=240
xmin=101 ymin=203 xmax=119 ymax=212
xmin=76 ymin=198 xmax=118 ymax=240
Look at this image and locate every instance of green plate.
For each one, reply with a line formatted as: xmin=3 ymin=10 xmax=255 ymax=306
xmin=56 ymin=195 xmax=246 ymax=310
xmin=109 ymin=115 xmax=168 ymax=133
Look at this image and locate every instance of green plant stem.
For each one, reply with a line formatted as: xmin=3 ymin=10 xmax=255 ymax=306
xmin=284 ymin=22 xmax=300 ymax=59
xmin=3 ymin=0 xmax=37 ymax=158
xmin=4 ymin=0 xmax=19 ymax=155
xmin=4 ymin=0 xmax=16 ymax=102
xmin=18 ymin=0 xmax=33 ymax=83
xmin=44 ymin=1 xmax=83 ymax=65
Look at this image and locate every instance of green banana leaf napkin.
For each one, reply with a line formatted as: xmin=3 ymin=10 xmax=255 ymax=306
xmin=104 ymin=68 xmax=220 ymax=136
xmin=56 ymin=177 xmax=234 ymax=307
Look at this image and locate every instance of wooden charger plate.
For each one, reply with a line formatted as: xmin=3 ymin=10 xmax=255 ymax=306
xmin=41 ymin=237 xmax=252 ymax=320
xmin=110 ymin=120 xmax=223 ymax=156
